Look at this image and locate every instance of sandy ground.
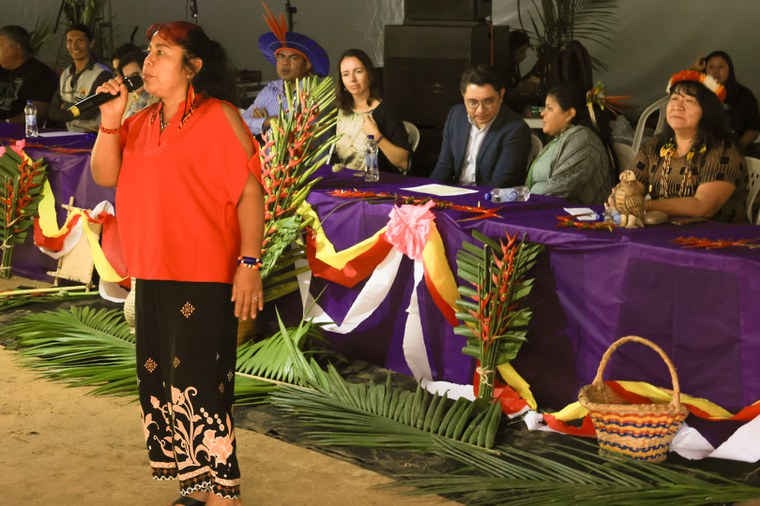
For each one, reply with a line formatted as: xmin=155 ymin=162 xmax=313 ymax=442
xmin=0 ymin=346 xmax=458 ymax=505
xmin=0 ymin=277 xmax=456 ymax=505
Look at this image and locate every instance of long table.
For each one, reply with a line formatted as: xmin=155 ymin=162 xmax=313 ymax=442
xmin=1 ymin=123 xmax=114 ymax=280
xmin=7 ymin=126 xmax=759 ymax=438
xmin=304 ymin=167 xmax=760 ymax=428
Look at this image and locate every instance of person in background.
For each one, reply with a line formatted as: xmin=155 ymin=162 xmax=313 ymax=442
xmin=110 ymin=42 xmax=141 ymax=73
xmin=693 ymin=50 xmax=760 ymax=156
xmin=504 ymin=30 xmax=541 ymax=115
xmin=48 ymin=23 xmax=113 ymax=132
xmin=91 ymin=21 xmax=263 ymax=505
xmin=617 ymin=70 xmax=747 ymax=223
xmin=334 ymin=49 xmax=411 ymax=173
xmin=430 ymin=64 xmax=531 ymax=187
xmin=241 ymin=3 xmax=328 ymax=137
xmin=116 ymin=49 xmax=158 ymax=123
xmin=0 ymin=25 xmax=57 ymax=124
xmin=525 ymin=81 xmax=615 ymax=205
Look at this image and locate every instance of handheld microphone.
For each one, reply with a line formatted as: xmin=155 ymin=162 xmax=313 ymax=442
xmin=67 ymin=73 xmax=144 ymax=118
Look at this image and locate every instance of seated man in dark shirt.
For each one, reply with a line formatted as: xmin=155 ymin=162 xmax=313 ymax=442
xmin=0 ymin=25 xmax=58 ymax=124
xmin=431 ymin=64 xmax=531 ymax=188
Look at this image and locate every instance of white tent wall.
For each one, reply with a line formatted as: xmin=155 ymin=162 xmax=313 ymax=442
xmin=4 ymin=0 xmax=760 ymax=119
xmin=3 ymin=0 xmax=402 ymax=81
xmin=494 ymin=0 xmax=760 ymax=112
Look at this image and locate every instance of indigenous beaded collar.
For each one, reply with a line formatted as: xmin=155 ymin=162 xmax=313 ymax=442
xmin=653 ymin=139 xmax=707 ymax=198
xmin=150 ymin=84 xmax=204 ymax=133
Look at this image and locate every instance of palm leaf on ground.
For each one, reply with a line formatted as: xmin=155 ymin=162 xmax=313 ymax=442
xmin=390 ymin=438 xmax=760 ymax=505
xmin=272 ymin=364 xmax=503 ymax=451
xmin=0 ymin=289 xmax=99 ymax=313
xmin=4 ymin=307 xmax=276 ymax=403
xmin=236 ymin=309 xmax=328 ymax=386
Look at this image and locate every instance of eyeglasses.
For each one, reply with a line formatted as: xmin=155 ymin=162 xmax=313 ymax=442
xmin=465 ymin=97 xmax=498 ymax=110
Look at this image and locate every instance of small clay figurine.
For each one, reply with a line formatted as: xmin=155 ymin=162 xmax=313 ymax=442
xmin=612 ymin=170 xmax=645 ymax=228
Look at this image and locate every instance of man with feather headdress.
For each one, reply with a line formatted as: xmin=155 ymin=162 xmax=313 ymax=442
xmin=242 ymin=2 xmax=329 ymax=137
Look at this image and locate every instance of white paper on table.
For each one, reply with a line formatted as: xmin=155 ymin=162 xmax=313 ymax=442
xmin=38 ymin=131 xmax=90 ymax=138
xmin=564 ymin=207 xmax=599 ymax=221
xmin=402 ymin=184 xmax=479 ymax=197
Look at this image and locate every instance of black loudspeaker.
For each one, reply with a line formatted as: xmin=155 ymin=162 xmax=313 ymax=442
xmin=383 ymin=24 xmax=509 ymax=176
xmin=404 ymin=0 xmax=491 ymax=23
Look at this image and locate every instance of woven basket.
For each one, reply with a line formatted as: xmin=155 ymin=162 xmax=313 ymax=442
xmin=578 ymin=335 xmax=689 ymax=463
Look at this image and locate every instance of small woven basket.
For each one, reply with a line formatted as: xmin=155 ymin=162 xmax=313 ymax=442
xmin=578 ymin=335 xmax=689 ymax=463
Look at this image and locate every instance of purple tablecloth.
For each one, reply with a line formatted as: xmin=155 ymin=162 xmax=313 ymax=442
xmin=2 ymin=123 xmax=115 ymax=280
xmin=306 ymin=167 xmax=760 ymax=419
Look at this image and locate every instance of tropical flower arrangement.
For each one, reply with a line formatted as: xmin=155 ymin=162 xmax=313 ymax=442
xmin=258 ymin=75 xmax=337 ymax=302
xmin=454 ymin=230 xmax=543 ymax=400
xmin=0 ymin=141 xmax=48 ymax=279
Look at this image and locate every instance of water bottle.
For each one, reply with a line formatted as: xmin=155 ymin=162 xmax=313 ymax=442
xmin=364 ymin=135 xmax=379 ymax=182
xmin=484 ymin=186 xmax=531 ymax=203
xmin=24 ymin=100 xmax=39 ymax=137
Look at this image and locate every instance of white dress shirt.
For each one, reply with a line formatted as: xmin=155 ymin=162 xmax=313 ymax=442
xmin=457 ymin=115 xmax=495 ymax=185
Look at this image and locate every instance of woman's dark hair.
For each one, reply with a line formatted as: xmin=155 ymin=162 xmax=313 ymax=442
xmin=117 ymin=50 xmax=146 ymax=77
xmin=547 ymin=81 xmax=620 ymax=173
xmin=111 ymin=42 xmax=141 ymax=64
xmin=705 ymin=50 xmax=738 ymax=87
xmin=146 ymin=22 xmax=237 ymax=105
xmin=658 ymin=80 xmax=735 ymax=151
xmin=336 ymin=49 xmax=381 ymax=113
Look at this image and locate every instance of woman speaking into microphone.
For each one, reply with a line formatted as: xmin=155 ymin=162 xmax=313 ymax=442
xmin=91 ymin=21 xmax=263 ymax=505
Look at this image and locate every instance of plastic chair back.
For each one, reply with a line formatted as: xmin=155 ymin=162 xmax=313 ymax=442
xmin=403 ymin=121 xmax=420 ymax=152
xmin=632 ymin=96 xmax=668 ymax=153
xmin=746 ymin=157 xmax=760 ymax=224
xmin=528 ymin=133 xmax=543 ymax=165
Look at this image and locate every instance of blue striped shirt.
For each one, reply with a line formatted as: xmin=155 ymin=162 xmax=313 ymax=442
xmin=241 ymin=80 xmax=286 ymax=135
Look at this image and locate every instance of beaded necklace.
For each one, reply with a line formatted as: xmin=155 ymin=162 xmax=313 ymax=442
xmin=159 ymin=109 xmax=169 ymax=132
xmin=651 ymin=139 xmax=707 ymax=198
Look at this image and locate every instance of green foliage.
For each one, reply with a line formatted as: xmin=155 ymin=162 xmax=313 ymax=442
xmin=6 ymin=307 xmax=137 ymax=396
xmin=393 ymin=439 xmax=760 ymax=505
xmin=455 ymin=230 xmax=542 ymax=398
xmin=0 ymin=289 xmax=98 ymax=313
xmin=236 ymin=310 xmax=326 ymax=386
xmin=259 ymin=75 xmax=337 ymax=303
xmin=5 ymin=306 xmax=275 ymax=403
xmin=518 ymin=0 xmax=619 ymax=72
xmin=61 ymin=0 xmax=109 ymax=26
xmin=30 ymin=16 xmax=57 ymax=56
xmin=0 ymin=150 xmax=48 ymax=278
xmin=272 ymin=365 xmax=503 ymax=451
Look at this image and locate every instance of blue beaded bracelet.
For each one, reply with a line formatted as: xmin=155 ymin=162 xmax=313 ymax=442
xmin=237 ymin=256 xmax=263 ymax=270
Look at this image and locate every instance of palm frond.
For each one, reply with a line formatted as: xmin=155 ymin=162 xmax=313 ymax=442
xmin=5 ymin=306 xmax=285 ymax=404
xmin=388 ymin=438 xmax=760 ymax=505
xmin=7 ymin=307 xmax=138 ymax=396
xmin=236 ymin=310 xmax=326 ymax=386
xmin=271 ymin=364 xmax=503 ymax=451
xmin=0 ymin=289 xmax=99 ymax=313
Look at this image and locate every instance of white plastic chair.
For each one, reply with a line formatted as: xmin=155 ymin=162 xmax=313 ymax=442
xmin=403 ymin=121 xmax=420 ymax=152
xmin=528 ymin=133 xmax=543 ymax=166
xmin=613 ymin=142 xmax=637 ymax=172
xmin=632 ymin=95 xmax=668 ymax=153
xmin=746 ymin=157 xmax=760 ymax=224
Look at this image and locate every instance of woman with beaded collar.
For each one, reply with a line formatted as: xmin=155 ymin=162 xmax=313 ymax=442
xmin=620 ymin=70 xmax=748 ymax=223
xmin=91 ymin=21 xmax=263 ymax=505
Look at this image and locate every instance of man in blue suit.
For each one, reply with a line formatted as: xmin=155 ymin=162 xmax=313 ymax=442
xmin=430 ymin=65 xmax=531 ymax=187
